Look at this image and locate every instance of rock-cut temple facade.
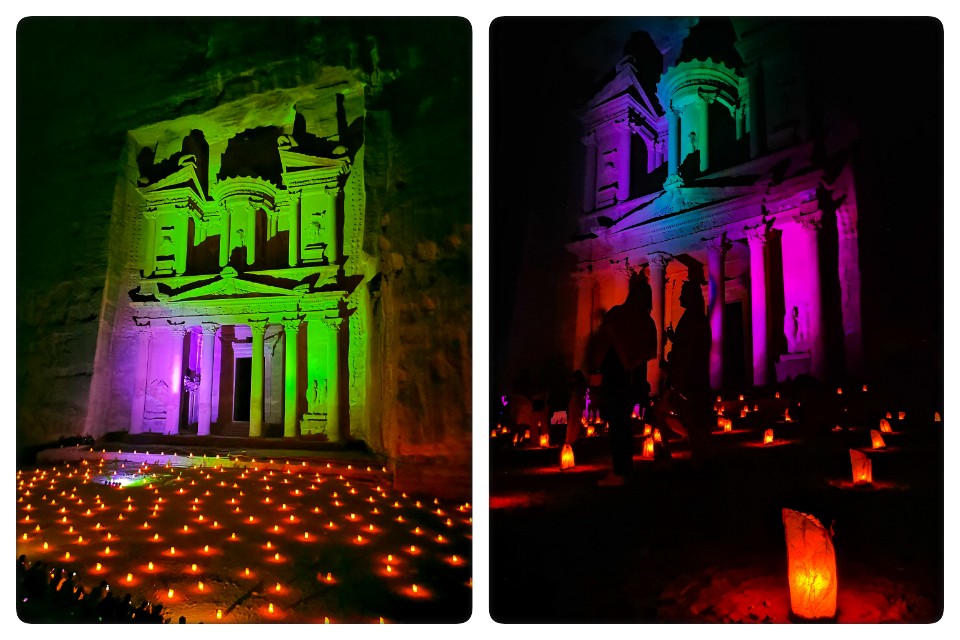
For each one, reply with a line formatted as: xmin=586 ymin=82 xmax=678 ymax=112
xmin=85 ymin=72 xmax=375 ymax=442
xmin=569 ymin=19 xmax=864 ymax=393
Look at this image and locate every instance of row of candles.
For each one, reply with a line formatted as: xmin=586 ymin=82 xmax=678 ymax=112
xmin=17 ymin=458 xmax=471 ymax=621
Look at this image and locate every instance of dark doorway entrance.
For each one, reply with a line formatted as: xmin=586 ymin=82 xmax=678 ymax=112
xmin=234 ymin=357 xmax=252 ymax=421
xmin=724 ymin=302 xmax=746 ymax=389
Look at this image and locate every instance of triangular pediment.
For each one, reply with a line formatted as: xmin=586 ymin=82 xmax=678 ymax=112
xmin=168 ymin=274 xmax=302 ymax=301
xmin=279 ymin=149 xmax=348 ymax=175
xmin=585 ymin=61 xmax=661 ymax=119
xmin=140 ymin=162 xmax=204 ymax=199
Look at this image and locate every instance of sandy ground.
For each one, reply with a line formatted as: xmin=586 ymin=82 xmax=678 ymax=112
xmin=16 ymin=455 xmax=472 ymax=623
xmin=490 ymin=394 xmax=943 ymax=623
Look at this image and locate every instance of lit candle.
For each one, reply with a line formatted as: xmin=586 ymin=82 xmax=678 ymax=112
xmin=148 ymin=562 xmax=154 ymax=571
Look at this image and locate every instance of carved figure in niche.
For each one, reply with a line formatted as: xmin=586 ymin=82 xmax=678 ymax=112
xmin=144 ymin=379 xmax=169 ymax=418
xmin=308 ymin=211 xmax=329 ymax=262
xmin=309 ymin=211 xmax=327 ymax=241
xmin=307 ymin=378 xmax=328 ymax=414
xmin=784 ymin=305 xmax=809 ymax=353
xmin=235 ymin=227 xmax=246 ymax=248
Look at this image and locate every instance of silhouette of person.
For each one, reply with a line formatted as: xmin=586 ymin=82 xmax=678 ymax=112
xmin=566 ymin=370 xmax=587 ymax=444
xmin=590 ymin=271 xmax=657 ymax=484
xmin=659 ymin=279 xmax=712 ymax=443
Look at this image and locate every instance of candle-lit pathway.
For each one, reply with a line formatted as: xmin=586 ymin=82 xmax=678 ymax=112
xmin=17 ymin=454 xmax=471 ymax=623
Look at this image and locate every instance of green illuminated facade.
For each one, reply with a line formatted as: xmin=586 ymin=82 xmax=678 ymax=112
xmin=19 ymin=18 xmax=472 ymax=495
xmin=88 ymin=71 xmax=373 ymax=443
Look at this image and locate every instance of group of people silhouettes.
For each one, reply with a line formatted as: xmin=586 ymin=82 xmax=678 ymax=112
xmin=590 ymin=271 xmax=711 ymax=485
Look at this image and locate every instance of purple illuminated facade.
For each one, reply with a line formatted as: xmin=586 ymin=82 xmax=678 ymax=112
xmin=568 ymin=19 xmax=864 ymax=392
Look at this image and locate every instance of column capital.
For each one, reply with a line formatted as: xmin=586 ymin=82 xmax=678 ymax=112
xmin=281 ymin=318 xmax=302 ymax=332
xmin=143 ymin=208 xmax=160 ymax=220
xmin=836 ymin=206 xmax=857 ymax=239
xmin=703 ymin=233 xmax=732 ymax=256
xmin=247 ymin=319 xmax=268 ymax=335
xmin=167 ymin=322 xmax=187 ymax=336
xmin=201 ymin=321 xmax=220 ymax=336
xmin=744 ymin=225 xmax=770 ymax=246
xmin=794 ymin=211 xmax=823 ymax=232
xmin=580 ymin=130 xmax=597 ymax=146
xmin=321 ymin=316 xmax=344 ymax=331
xmin=646 ymin=251 xmax=671 ymax=270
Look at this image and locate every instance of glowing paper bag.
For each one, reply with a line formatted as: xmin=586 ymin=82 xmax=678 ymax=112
xmin=849 ymin=449 xmax=872 ymax=484
xmin=782 ymin=508 xmax=838 ymax=619
xmin=560 ymin=444 xmax=575 ymax=470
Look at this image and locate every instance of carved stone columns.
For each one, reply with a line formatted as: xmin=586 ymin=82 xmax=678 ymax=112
xmin=288 ymin=192 xmax=301 ymax=267
xmin=248 ymin=320 xmax=267 ymax=437
xmin=746 ymin=227 xmax=770 ymax=386
xmin=797 ymin=213 xmax=826 ymax=381
xmin=322 ymin=317 xmax=342 ymax=441
xmin=667 ymin=107 xmax=680 ymax=175
xmin=282 ymin=318 xmax=301 ymax=437
xmin=698 ymin=95 xmax=711 ymax=173
xmin=142 ymin=211 xmax=158 ymax=277
xmin=706 ymin=234 xmax=731 ymax=390
xmin=165 ymin=325 xmax=187 ymax=435
xmin=197 ymin=322 xmax=218 ymax=436
xmin=646 ymin=252 xmax=670 ymax=396
xmin=129 ymin=324 xmax=152 ymax=434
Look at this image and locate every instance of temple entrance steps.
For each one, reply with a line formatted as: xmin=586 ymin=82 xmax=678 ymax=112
xmin=218 ymin=422 xmax=252 ymax=438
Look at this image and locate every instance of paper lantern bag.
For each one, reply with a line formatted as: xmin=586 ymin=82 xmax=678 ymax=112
xmin=560 ymin=444 xmax=575 ymax=470
xmin=782 ymin=508 xmax=838 ymax=619
xmin=849 ymin=449 xmax=872 ymax=484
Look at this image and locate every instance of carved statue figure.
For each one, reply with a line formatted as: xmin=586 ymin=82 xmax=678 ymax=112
xmin=307 ymin=377 xmax=328 ymax=414
xmin=784 ymin=305 xmax=809 ymax=353
xmin=309 ymin=211 xmax=327 ymax=242
xmin=785 ymin=306 xmax=799 ymax=353
xmin=144 ymin=379 xmax=169 ymax=418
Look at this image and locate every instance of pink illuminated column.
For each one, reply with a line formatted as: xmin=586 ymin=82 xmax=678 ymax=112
xmin=249 ymin=320 xmax=267 ymax=438
xmin=746 ymin=227 xmax=770 ymax=386
xmin=797 ymin=213 xmax=826 ymax=381
xmin=197 ymin=322 xmax=218 ymax=436
xmin=129 ymin=324 xmax=152 ymax=434
xmin=646 ymin=252 xmax=670 ymax=396
xmin=282 ymin=318 xmax=301 ymax=438
xmin=706 ymin=235 xmax=731 ymax=390
xmin=165 ymin=325 xmax=187 ymax=435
